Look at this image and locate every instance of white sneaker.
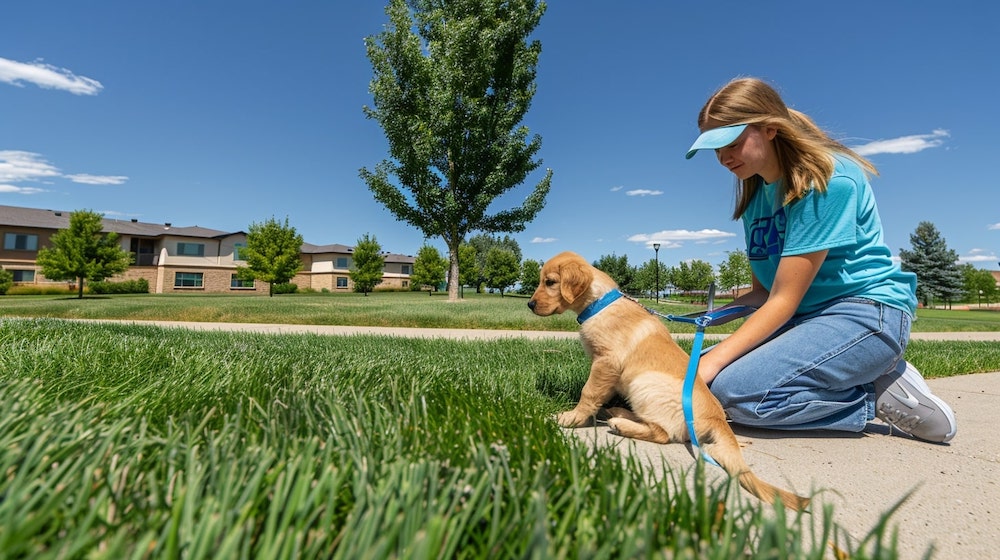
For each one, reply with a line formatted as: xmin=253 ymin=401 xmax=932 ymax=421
xmin=874 ymin=361 xmax=957 ymax=443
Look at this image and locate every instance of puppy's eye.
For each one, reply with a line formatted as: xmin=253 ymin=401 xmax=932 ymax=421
xmin=545 ymin=279 xmax=557 ymax=287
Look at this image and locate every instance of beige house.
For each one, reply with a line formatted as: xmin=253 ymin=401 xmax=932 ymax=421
xmin=296 ymin=242 xmax=413 ymax=292
xmin=0 ymin=204 xmax=414 ymax=294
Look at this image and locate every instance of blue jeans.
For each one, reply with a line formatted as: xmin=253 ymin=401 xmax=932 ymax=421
xmin=708 ymin=297 xmax=911 ymax=432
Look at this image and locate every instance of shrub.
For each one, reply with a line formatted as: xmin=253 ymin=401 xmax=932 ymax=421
xmin=88 ymin=278 xmax=150 ymax=294
xmin=5 ymin=285 xmax=77 ymax=296
xmin=0 ymin=267 xmax=12 ymax=295
xmin=271 ymin=282 xmax=298 ymax=295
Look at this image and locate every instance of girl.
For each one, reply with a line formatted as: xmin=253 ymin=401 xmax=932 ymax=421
xmin=685 ymin=77 xmax=955 ymax=443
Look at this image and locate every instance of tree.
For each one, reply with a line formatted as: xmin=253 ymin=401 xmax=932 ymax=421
xmin=457 ymin=242 xmax=479 ymax=295
xmin=483 ymin=247 xmax=520 ymax=296
xmin=350 ymin=234 xmax=385 ymax=296
xmin=468 ymin=234 xmax=521 ymax=292
xmin=717 ymin=250 xmax=751 ymax=298
xmin=35 ymin=209 xmax=132 ymax=299
xmin=518 ymin=258 xmax=542 ymax=295
xmin=899 ymin=221 xmax=964 ymax=308
xmin=634 ymin=258 xmax=669 ymax=299
xmin=412 ymin=244 xmax=448 ymax=295
xmin=360 ymin=0 xmax=552 ymax=302
xmin=0 ymin=266 xmax=13 ymax=295
xmin=237 ymin=216 xmax=304 ymax=297
xmin=592 ymin=253 xmax=634 ymax=293
xmin=960 ymin=263 xmax=998 ymax=306
xmin=673 ymin=259 xmax=716 ymax=301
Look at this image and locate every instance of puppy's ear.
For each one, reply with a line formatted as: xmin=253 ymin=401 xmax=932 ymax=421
xmin=559 ymin=261 xmax=593 ymax=305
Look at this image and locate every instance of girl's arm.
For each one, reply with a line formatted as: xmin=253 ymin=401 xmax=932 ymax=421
xmin=697 ymin=250 xmax=827 ymax=383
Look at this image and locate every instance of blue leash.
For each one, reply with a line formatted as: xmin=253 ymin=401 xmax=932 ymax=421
xmin=654 ymin=286 xmax=755 ymax=468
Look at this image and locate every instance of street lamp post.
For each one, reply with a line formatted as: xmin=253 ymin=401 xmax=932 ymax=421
xmin=653 ymin=243 xmax=661 ymax=304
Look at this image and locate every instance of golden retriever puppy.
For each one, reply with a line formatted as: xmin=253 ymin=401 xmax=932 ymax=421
xmin=528 ymin=251 xmax=809 ymax=511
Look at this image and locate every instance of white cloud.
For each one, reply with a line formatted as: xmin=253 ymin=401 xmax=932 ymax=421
xmin=959 ymin=248 xmax=998 ymax=264
xmin=66 ymin=173 xmax=129 ymax=185
xmin=0 ymin=150 xmax=126 ymax=190
xmin=850 ymin=129 xmax=949 ymax=156
xmin=610 ymin=186 xmax=623 ymax=192
xmin=988 ymin=223 xmax=1000 ymax=231
xmin=625 ymin=189 xmax=663 ymax=197
xmin=628 ymin=229 xmax=737 ymax=247
xmin=0 ymin=184 xmax=47 ymax=194
xmin=0 ymin=57 xmax=103 ymax=95
xmin=0 ymin=150 xmax=61 ymax=183
xmin=530 ymin=237 xmax=557 ymax=243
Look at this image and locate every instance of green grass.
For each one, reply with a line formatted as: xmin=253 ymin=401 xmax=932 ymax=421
xmin=3 ymin=293 xmax=996 ymax=558
xmin=4 ymin=291 xmax=999 ymax=377
xmin=3 ymin=291 xmax=999 ymax=333
xmin=2 ymin=319 xmax=903 ymax=558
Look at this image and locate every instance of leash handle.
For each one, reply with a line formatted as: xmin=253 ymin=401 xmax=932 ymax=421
xmin=666 ymin=304 xmax=756 ymax=327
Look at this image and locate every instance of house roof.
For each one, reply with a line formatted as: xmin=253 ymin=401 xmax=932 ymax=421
xmin=300 ymin=242 xmax=354 ymax=254
xmin=300 ymin=242 xmax=416 ymax=263
xmin=1 ymin=204 xmax=416 ymax=263
xmin=0 ymin=204 xmax=232 ymax=239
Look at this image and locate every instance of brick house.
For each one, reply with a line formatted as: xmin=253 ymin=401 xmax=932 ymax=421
xmin=0 ymin=204 xmax=414 ymax=294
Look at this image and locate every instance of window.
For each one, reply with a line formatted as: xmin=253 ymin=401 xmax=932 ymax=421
xmin=231 ymin=274 xmax=255 ymax=289
xmin=177 ymin=242 xmax=205 ymax=257
xmin=234 ymin=242 xmax=245 ymax=261
xmin=4 ymin=233 xmax=38 ymax=251
xmin=336 ymin=277 xmax=348 ymax=288
xmin=11 ymin=270 xmax=35 ymax=282
xmin=336 ymin=257 xmax=349 ymax=269
xmin=174 ymin=272 xmax=204 ymax=288
xmin=401 ymin=264 xmax=412 ymax=275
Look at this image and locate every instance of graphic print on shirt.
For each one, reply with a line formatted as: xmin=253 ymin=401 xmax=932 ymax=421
xmin=747 ymin=207 xmax=786 ymax=260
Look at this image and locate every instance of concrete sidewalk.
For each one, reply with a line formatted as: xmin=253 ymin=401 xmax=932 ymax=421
xmin=569 ymin=371 xmax=999 ymax=560
xmin=68 ymin=320 xmax=1000 ymax=558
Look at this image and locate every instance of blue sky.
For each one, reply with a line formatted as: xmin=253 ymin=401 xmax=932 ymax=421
xmin=2 ymin=1 xmax=997 ymax=271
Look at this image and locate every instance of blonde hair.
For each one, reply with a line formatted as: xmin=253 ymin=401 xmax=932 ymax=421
xmin=697 ymin=78 xmax=878 ymax=220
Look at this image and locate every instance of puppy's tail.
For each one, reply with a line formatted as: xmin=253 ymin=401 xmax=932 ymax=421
xmin=702 ymin=427 xmax=811 ymax=512
xmin=736 ymin=471 xmax=811 ymax=512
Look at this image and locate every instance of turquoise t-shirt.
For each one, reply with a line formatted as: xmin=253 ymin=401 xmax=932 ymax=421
xmin=742 ymin=155 xmax=917 ymax=316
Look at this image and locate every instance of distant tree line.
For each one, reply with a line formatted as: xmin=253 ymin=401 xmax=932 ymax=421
xmin=7 ymin=207 xmax=995 ymax=308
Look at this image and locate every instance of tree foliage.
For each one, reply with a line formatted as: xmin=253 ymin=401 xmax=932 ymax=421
xmin=468 ymin=234 xmax=521 ymax=292
xmin=592 ymin=253 xmax=634 ymax=293
xmin=899 ymin=221 xmax=964 ymax=308
xmin=360 ymin=0 xmax=551 ymax=301
xmin=717 ymin=250 xmax=751 ymax=298
xmin=518 ymin=258 xmax=541 ymax=295
xmin=457 ymin=242 xmax=479 ymax=293
xmin=0 ymin=266 xmax=13 ymax=295
xmin=350 ymin=234 xmax=385 ymax=296
xmin=412 ymin=244 xmax=448 ymax=294
xmin=633 ymin=258 xmax=669 ymax=299
xmin=483 ymin=247 xmax=520 ymax=296
xmin=960 ymin=263 xmax=998 ymax=305
xmin=237 ymin=216 xmax=304 ymax=297
xmin=35 ymin=209 xmax=132 ymax=299
xmin=672 ymin=259 xmax=716 ymax=300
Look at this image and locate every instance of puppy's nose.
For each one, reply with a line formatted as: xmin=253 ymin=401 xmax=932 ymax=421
xmin=527 ymin=300 xmax=536 ymax=310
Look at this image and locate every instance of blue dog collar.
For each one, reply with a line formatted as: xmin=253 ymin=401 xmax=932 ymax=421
xmin=576 ymin=289 xmax=623 ymax=324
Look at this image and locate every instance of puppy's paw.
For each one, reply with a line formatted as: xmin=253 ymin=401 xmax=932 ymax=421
xmin=607 ymin=417 xmax=624 ymax=436
xmin=556 ymin=410 xmax=594 ymax=428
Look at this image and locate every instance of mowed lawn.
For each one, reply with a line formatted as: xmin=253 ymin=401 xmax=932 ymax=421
xmin=2 ymin=292 xmax=999 ymax=558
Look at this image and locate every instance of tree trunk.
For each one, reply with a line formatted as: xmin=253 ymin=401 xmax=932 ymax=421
xmin=447 ymin=241 xmax=460 ymax=302
xmin=77 ymin=277 xmax=84 ymax=299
